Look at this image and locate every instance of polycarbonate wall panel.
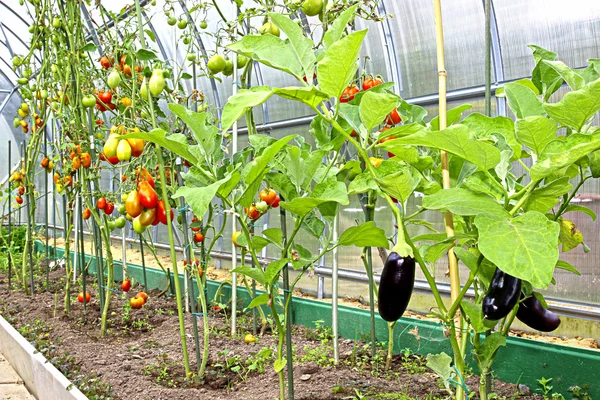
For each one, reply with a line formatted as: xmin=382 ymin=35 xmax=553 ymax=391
xmin=386 ymin=0 xmax=490 ymax=99
xmin=494 ymin=0 xmax=600 ymax=81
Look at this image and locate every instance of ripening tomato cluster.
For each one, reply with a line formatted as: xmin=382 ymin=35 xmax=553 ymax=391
xmin=244 ymin=188 xmax=280 ymax=220
xmin=118 ymin=169 xmax=174 ymax=234
xmin=130 ymin=291 xmax=148 ymax=309
xmin=340 ymin=75 xmax=403 ymax=128
xmin=183 ymin=258 xmax=203 ymax=278
xmin=40 ymin=157 xmax=55 ymax=173
xmin=69 ymin=144 xmax=92 ymax=170
xmin=190 ymin=215 xmax=204 ymax=244
xmin=100 ymin=125 xmax=146 ymax=165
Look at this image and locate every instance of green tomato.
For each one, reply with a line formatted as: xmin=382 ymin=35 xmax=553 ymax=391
xmin=52 ymin=17 xmax=61 ymax=28
xmin=149 ymin=69 xmax=166 ymax=96
xmin=23 ymin=68 xmax=32 ymax=79
xmin=140 ymin=78 xmax=149 ymax=100
xmin=108 ymin=220 xmax=116 ymax=231
xmin=82 ymin=95 xmax=96 ymax=108
xmin=255 ymin=200 xmax=268 ymax=213
xmin=222 ymin=59 xmax=234 ymax=76
xmin=12 ymin=56 xmax=22 ymax=67
xmin=107 ymin=70 xmax=121 ymax=89
xmin=187 ymin=53 xmax=196 ymax=62
xmin=116 ymin=139 xmax=132 ymax=162
xmin=167 ymin=16 xmax=177 ymax=26
xmin=207 ymin=54 xmax=226 ymax=74
xmin=237 ymin=55 xmax=248 ymax=69
xmin=118 ymin=203 xmax=126 ymax=215
xmin=177 ymin=19 xmax=188 ymax=29
xmin=151 ymin=0 xmax=156 ymax=5
xmin=259 ymin=22 xmax=280 ymax=37
xmin=183 ymin=36 xmax=191 ymax=45
xmin=199 ymin=20 xmax=208 ymax=29
xmin=133 ymin=216 xmax=147 ymax=234
xmin=302 ymin=0 xmax=323 ymax=16
xmin=115 ymin=216 xmax=126 ymax=229
xmin=13 ymin=118 xmax=20 ymax=128
xmin=17 ymin=77 xmax=28 ymax=85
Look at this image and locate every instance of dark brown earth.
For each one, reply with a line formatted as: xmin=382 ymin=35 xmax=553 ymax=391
xmin=0 ymin=270 xmax=541 ymax=400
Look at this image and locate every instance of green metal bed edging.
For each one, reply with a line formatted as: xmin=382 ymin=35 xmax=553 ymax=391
xmin=35 ymin=240 xmax=600 ymax=397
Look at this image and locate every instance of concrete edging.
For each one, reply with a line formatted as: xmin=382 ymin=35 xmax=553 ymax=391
xmin=0 ymin=315 xmax=88 ymax=400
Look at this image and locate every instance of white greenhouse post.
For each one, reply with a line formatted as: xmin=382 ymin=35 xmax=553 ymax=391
xmin=73 ymin=184 xmax=79 ymax=283
xmin=332 ymin=214 xmax=339 ymax=364
xmin=230 ymin=6 xmax=239 ymax=337
xmin=121 ymin=166 xmax=127 ymax=280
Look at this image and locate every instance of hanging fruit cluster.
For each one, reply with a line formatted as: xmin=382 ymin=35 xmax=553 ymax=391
xmin=190 ymin=215 xmax=204 ymax=245
xmin=244 ymin=188 xmax=280 ymax=220
xmin=101 ymin=125 xmax=146 ymax=165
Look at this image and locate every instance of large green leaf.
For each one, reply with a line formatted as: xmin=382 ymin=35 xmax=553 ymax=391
xmin=523 ymin=177 xmax=572 ymax=213
xmin=543 ymin=79 xmax=600 ymax=131
xmin=173 ymin=176 xmax=231 ymax=220
xmin=387 ymin=125 xmax=501 ymax=171
xmin=120 ymin=129 xmax=198 ymax=165
xmin=375 ymin=161 xmax=419 ymax=204
xmin=280 ymin=179 xmax=349 ymax=217
xmin=515 ymin=116 xmax=557 ymax=155
xmin=429 ymin=104 xmax=472 ymax=131
xmin=474 ymin=212 xmax=560 ymax=289
xmin=461 ymin=113 xmax=521 ymax=160
xmin=273 ymin=86 xmax=329 ymax=109
xmin=239 ymin=136 xmax=296 ymax=207
xmin=269 ymin=13 xmax=316 ymax=80
xmin=231 ymin=266 xmax=266 ymax=287
xmin=505 ymin=82 xmax=545 ymax=119
xmin=168 ymin=104 xmax=217 ymax=157
xmin=542 ymin=60 xmax=585 ymax=90
xmin=337 ymin=221 xmax=389 ymax=248
xmin=323 ymin=5 xmax=358 ymax=51
xmin=529 ymin=133 xmax=600 ymax=180
xmin=359 ymin=91 xmax=397 ymax=131
xmin=478 ymin=332 xmax=506 ymax=369
xmin=422 ymin=188 xmax=509 ymax=217
xmin=264 ymin=259 xmax=291 ymax=284
xmin=221 ymin=87 xmax=273 ymax=132
xmin=317 ymin=30 xmax=367 ymax=99
xmin=227 ymin=35 xmax=302 ymax=78
xmin=461 ymin=301 xmax=497 ymax=333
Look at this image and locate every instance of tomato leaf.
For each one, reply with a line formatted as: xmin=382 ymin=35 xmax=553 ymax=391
xmin=474 ymin=211 xmax=560 ymax=289
xmin=359 ymin=91 xmax=397 ymax=132
xmin=386 ymin=125 xmax=501 ymax=171
xmin=529 ymin=133 xmax=600 ymax=181
xmin=323 ymin=4 xmax=359 ymax=52
xmin=515 ymin=116 xmax=557 ymax=156
xmin=280 ymin=179 xmax=349 ymax=217
xmin=317 ymin=29 xmax=367 ymax=100
xmin=337 ymin=221 xmax=389 ymax=248
xmin=505 ymin=82 xmax=545 ymax=119
xmin=422 ymin=188 xmax=509 ymax=217
xmin=262 ymin=228 xmax=284 ymax=247
xmin=543 ymin=79 xmax=600 ymax=131
xmin=173 ymin=176 xmax=231 ymax=220
xmin=136 ymin=49 xmax=157 ymax=61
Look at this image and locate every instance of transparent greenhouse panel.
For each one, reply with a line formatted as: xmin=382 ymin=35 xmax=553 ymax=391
xmin=385 ymin=0 xmax=490 ymax=99
xmin=494 ymin=0 xmax=600 ymax=81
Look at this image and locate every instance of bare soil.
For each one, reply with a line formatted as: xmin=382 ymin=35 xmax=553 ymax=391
xmin=0 ymin=269 xmax=541 ymax=400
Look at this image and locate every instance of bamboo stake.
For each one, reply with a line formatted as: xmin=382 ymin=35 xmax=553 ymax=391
xmin=230 ymin=6 xmax=239 ymax=337
xmin=433 ymin=2 xmax=464 ymax=399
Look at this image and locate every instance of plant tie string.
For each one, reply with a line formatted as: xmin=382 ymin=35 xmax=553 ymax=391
xmin=449 ymin=365 xmax=469 ymax=392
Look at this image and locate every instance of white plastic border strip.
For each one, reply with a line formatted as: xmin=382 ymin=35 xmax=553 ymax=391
xmin=0 ymin=315 xmax=88 ymax=400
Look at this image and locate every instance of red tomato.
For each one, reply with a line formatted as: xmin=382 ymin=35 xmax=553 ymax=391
xmin=99 ymin=56 xmax=112 ymax=69
xmin=136 ymin=168 xmax=155 ymax=189
xmin=245 ymin=205 xmax=261 ymax=220
xmin=191 ymin=216 xmax=201 ymax=231
xmin=107 ymin=155 xmax=119 ymax=165
xmin=340 ymin=85 xmax=359 ymax=103
xmin=78 ymin=292 xmax=91 ymax=303
xmin=193 ymin=232 xmax=204 ymax=243
xmin=138 ymin=181 xmax=158 ymax=209
xmin=104 ymin=201 xmax=115 ymax=215
xmin=130 ymin=297 xmax=144 ymax=309
xmin=99 ymin=90 xmax=113 ymax=104
xmin=82 ymin=208 xmax=91 ymax=220
xmin=385 ymin=108 xmax=402 ymax=125
xmin=15 ymin=195 xmax=23 ymax=205
xmin=122 ymin=279 xmax=131 ymax=292
xmin=362 ymin=76 xmax=383 ymax=91
xmin=259 ymin=189 xmax=277 ymax=206
xmin=271 ymin=195 xmax=281 ymax=208
xmin=97 ymin=197 xmax=107 ymax=210
xmin=156 ymin=200 xmax=173 ymax=225
xmin=136 ymin=292 xmax=148 ymax=304
xmin=80 ymin=152 xmax=92 ymax=168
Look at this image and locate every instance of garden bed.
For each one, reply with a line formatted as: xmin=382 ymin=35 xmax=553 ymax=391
xmin=0 ymin=269 xmax=540 ymax=400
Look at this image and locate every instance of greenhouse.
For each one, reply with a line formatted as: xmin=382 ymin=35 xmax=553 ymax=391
xmin=0 ymin=0 xmax=600 ymax=398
